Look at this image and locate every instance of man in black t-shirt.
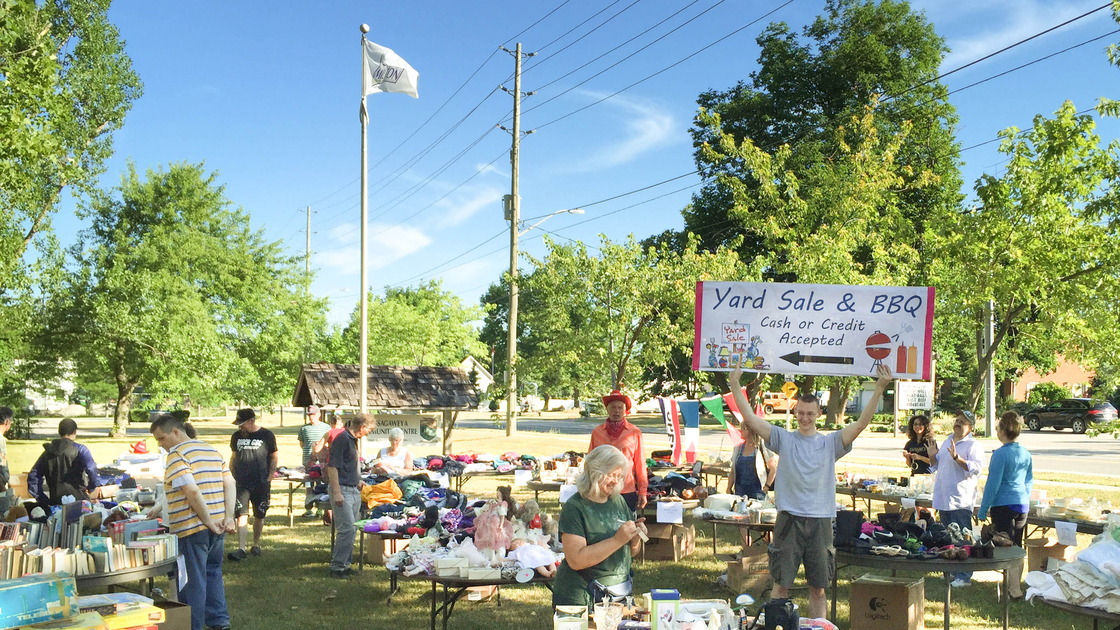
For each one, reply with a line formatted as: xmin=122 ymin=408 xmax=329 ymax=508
xmin=227 ymin=408 xmax=277 ymax=561
xmin=328 ymin=412 xmax=376 ymax=578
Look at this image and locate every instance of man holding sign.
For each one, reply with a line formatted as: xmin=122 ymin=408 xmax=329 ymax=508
xmin=729 ymin=363 xmax=892 ymax=620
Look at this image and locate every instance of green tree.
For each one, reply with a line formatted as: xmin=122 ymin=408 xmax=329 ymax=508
xmin=930 ymin=102 xmax=1120 ymax=411
xmin=503 ymin=234 xmax=751 ymax=398
xmin=683 ymin=0 xmax=961 ymax=272
xmin=38 ymin=162 xmax=323 ymax=435
xmin=330 ymin=281 xmax=486 ymax=367
xmin=1099 ymin=0 xmax=1119 ymax=117
xmin=0 ymin=0 xmax=141 ymax=380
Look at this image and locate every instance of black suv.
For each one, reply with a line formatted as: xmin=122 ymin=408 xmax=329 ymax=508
xmin=1024 ymin=398 xmax=1118 ymax=434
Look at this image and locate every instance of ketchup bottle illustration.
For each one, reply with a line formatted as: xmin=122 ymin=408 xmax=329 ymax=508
xmin=896 ymin=342 xmax=908 ymax=373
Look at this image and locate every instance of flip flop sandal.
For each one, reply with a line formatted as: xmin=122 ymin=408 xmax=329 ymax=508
xmin=894 ymin=548 xmax=910 ymax=557
xmin=872 ymin=545 xmax=891 ymax=555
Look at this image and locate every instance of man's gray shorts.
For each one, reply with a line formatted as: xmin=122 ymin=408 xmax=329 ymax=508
xmin=768 ymin=511 xmax=835 ymax=589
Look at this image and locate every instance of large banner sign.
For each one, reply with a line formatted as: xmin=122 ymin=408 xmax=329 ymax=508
xmin=692 ymin=281 xmax=934 ymax=379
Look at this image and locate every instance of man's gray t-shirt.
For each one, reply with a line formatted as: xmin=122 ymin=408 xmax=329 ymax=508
xmin=767 ymin=426 xmax=851 ymax=518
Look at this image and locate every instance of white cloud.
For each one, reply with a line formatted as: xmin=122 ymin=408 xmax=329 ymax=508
xmin=560 ymin=91 xmax=677 ymax=172
xmin=476 ymin=162 xmax=508 ymax=177
xmin=328 ymin=222 xmax=358 ymax=244
xmin=437 ymin=258 xmax=501 ymax=288
xmin=435 ymin=185 xmax=505 ymax=227
xmin=936 ymin=0 xmax=1109 ymax=71
xmin=315 ymin=224 xmax=431 ymax=271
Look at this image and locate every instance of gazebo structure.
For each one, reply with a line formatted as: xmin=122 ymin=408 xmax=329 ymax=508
xmin=292 ymin=363 xmax=479 ymax=454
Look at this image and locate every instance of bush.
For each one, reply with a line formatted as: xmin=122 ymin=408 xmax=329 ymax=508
xmin=488 ymin=399 xmax=500 ymax=412
xmin=1028 ymin=382 xmax=1070 ymax=406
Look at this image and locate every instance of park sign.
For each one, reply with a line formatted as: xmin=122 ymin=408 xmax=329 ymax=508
xmin=692 ymin=281 xmax=934 ymax=379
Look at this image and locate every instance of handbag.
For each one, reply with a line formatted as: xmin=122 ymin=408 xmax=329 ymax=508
xmin=587 ymin=577 xmax=633 ymax=603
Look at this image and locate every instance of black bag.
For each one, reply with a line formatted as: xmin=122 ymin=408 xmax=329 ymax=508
xmin=834 ymin=510 xmax=863 ymax=548
xmin=762 ymin=598 xmax=798 ymax=630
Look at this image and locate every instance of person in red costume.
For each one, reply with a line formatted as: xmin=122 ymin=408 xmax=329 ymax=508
xmin=588 ymin=390 xmax=648 ymax=511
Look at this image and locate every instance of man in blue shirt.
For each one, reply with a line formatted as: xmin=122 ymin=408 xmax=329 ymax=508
xmin=27 ymin=418 xmax=102 ymax=505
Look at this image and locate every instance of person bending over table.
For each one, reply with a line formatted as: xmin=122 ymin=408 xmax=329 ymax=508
xmin=553 ymin=445 xmax=647 ymax=610
xmin=929 ymin=410 xmax=984 ymax=588
xmin=903 ymin=414 xmax=936 ymax=476
xmin=726 ymin=419 xmax=777 ymax=551
xmin=730 ymin=364 xmax=891 ymax=621
xmin=977 ymin=411 xmax=1033 ymax=599
xmin=371 ymin=427 xmax=413 ymax=476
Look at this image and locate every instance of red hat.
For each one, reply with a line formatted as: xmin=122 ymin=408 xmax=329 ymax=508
xmin=601 ymin=390 xmax=632 ymax=413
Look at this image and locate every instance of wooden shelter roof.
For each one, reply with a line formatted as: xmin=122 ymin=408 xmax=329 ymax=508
xmin=291 ymin=363 xmax=479 ymax=410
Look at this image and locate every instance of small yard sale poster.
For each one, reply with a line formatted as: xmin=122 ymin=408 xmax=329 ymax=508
xmin=692 ymin=281 xmax=934 ymax=379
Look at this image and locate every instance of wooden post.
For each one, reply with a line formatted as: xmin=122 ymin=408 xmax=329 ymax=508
xmin=442 ymin=410 xmax=454 ymax=455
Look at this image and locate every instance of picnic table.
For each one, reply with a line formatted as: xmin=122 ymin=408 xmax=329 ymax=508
xmin=76 ymin=557 xmax=179 ymax=600
xmin=387 ymin=570 xmax=553 ymax=630
xmin=525 ymin=480 xmax=562 ymax=502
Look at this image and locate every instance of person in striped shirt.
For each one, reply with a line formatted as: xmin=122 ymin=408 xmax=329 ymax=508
xmin=151 ymin=414 xmax=236 ymax=630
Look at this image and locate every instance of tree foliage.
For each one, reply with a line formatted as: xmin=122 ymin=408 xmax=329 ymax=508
xmin=683 ymin=0 xmax=961 ymax=274
xmin=0 ymin=0 xmax=141 ymax=381
xmin=38 ymin=162 xmax=323 ymax=434
xmin=930 ymin=102 xmax=1120 ymax=410
xmin=327 ymin=281 xmax=486 ymax=367
xmin=483 ymin=235 xmax=753 ymax=401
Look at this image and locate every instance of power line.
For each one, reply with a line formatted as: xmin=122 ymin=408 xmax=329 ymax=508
xmin=888 ymin=2 xmax=1115 ymax=101
xmin=503 ymin=0 xmax=575 ymax=47
xmin=533 ymin=0 xmax=796 ymax=129
xmin=522 ymin=0 xmax=736 ymax=119
xmin=524 ymin=0 xmax=645 ymax=74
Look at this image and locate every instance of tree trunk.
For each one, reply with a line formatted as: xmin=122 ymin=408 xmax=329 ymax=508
xmin=543 ymin=393 xmax=551 ymax=412
xmin=113 ymin=379 xmax=137 ymax=438
xmin=572 ymin=386 xmax=580 ymax=411
xmin=827 ymin=381 xmax=852 ymax=426
xmin=800 ymin=375 xmax=816 ymax=397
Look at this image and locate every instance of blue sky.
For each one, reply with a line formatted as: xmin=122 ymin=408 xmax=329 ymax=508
xmin=56 ymin=0 xmax=1119 ymax=325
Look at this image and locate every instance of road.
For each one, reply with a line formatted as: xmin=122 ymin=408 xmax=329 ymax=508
xmin=455 ymin=416 xmax=1120 ymax=478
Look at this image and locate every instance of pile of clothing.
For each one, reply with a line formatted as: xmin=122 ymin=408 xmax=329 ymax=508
xmin=646 ymin=470 xmax=704 ymax=502
xmin=1027 ymin=516 xmax=1120 ymax=613
xmin=385 ymin=490 xmax=561 ymax=579
xmin=416 ymin=452 xmax=538 ymax=477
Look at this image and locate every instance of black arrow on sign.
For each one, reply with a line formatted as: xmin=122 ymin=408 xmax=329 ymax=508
xmin=779 ymin=351 xmax=854 ymax=366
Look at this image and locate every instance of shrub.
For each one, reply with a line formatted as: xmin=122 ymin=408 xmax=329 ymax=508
xmin=1028 ymin=382 xmax=1070 ymax=406
xmin=488 ymin=399 xmax=500 ymax=412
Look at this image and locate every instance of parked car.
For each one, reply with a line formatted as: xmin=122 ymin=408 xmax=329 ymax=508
xmin=1024 ymin=398 xmax=1118 ymax=433
xmin=762 ymin=392 xmax=798 ymax=415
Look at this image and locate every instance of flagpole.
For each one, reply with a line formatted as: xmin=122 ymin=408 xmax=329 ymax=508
xmin=359 ymin=24 xmax=370 ymax=414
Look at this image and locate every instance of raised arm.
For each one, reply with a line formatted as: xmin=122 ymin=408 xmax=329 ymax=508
xmin=729 ymin=365 xmax=771 ymax=441
xmin=841 ymin=365 xmax=893 ymax=447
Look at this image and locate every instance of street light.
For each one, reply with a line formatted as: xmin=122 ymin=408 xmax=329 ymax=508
xmin=505 ymin=206 xmax=584 ymax=436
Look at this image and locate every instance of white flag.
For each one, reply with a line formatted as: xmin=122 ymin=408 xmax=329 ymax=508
xmin=362 ymin=39 xmax=419 ymax=99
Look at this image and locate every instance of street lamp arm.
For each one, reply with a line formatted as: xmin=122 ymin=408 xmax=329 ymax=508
xmin=518 ymin=208 xmax=584 ymax=237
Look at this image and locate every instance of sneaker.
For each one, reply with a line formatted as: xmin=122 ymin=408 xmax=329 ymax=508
xmin=301 ymin=510 xmax=316 ymax=518
xmin=949 ymin=578 xmax=970 ymax=588
xmin=250 ymin=546 xmax=263 ymax=557
xmin=207 ymin=626 xmax=232 ymax=630
xmin=227 ymin=549 xmax=247 ymax=562
xmin=329 ymin=568 xmax=354 ymax=579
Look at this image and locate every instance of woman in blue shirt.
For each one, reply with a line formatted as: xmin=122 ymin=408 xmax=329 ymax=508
xmin=978 ymin=411 xmax=1033 ymax=599
xmin=726 ymin=420 xmax=777 ymax=553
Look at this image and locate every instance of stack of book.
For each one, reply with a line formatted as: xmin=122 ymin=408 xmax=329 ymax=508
xmin=0 ymin=517 xmax=175 ymax=579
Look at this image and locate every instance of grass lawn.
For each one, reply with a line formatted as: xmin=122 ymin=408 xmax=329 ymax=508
xmin=5 ymin=416 xmax=1116 ymax=629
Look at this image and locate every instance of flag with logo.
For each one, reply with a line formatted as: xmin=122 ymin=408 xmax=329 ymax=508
xmin=657 ymin=397 xmax=682 ymax=465
xmin=361 ymin=39 xmax=419 ymax=122
xmin=676 ymin=400 xmax=701 ymax=464
xmin=700 ymin=395 xmax=744 ymax=446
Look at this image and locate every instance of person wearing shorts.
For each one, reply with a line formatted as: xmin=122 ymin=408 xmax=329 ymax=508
xmin=228 ymin=408 xmax=277 ymax=561
xmin=729 ymin=364 xmax=891 ymax=620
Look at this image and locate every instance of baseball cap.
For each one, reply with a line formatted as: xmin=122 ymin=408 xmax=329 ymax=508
xmin=233 ymin=408 xmax=257 ymax=425
xmin=307 ymin=405 xmax=320 ymax=416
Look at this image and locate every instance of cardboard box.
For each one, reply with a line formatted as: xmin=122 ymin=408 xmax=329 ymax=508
xmin=644 ymin=525 xmax=694 ymax=561
xmin=0 ymin=573 xmax=79 ymax=629
xmin=465 ymin=585 xmax=498 ymax=602
xmin=726 ymin=542 xmax=771 ymax=593
xmin=9 ymin=472 xmax=32 ymax=499
xmin=363 ymin=534 xmax=409 ymax=565
xmin=435 ymin=557 xmax=467 ymax=569
xmin=154 ymin=601 xmax=190 ymax=630
xmin=850 ymin=575 xmax=924 ymax=630
xmin=467 ymin=568 xmax=501 ymax=580
xmin=1026 ymin=537 xmax=1077 ymax=572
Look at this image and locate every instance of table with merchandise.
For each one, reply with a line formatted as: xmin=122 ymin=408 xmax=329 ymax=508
xmin=387 ymin=570 xmax=553 ymax=630
xmin=831 ymin=548 xmax=1025 ymax=630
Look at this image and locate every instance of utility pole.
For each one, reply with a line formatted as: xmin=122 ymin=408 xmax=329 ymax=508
xmin=984 ymin=299 xmax=996 ymax=436
xmin=499 ymin=43 xmax=534 ymax=437
xmin=305 ymin=206 xmax=311 ymax=281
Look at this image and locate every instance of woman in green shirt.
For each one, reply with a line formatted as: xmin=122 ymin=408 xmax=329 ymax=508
xmin=553 ymin=445 xmax=648 ymax=609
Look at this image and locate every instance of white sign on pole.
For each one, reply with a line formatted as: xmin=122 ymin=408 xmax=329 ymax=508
xmin=692 ymin=281 xmax=935 ymax=378
xmin=362 ymin=414 xmax=435 ymax=451
xmin=897 ymin=381 xmax=935 ymax=410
